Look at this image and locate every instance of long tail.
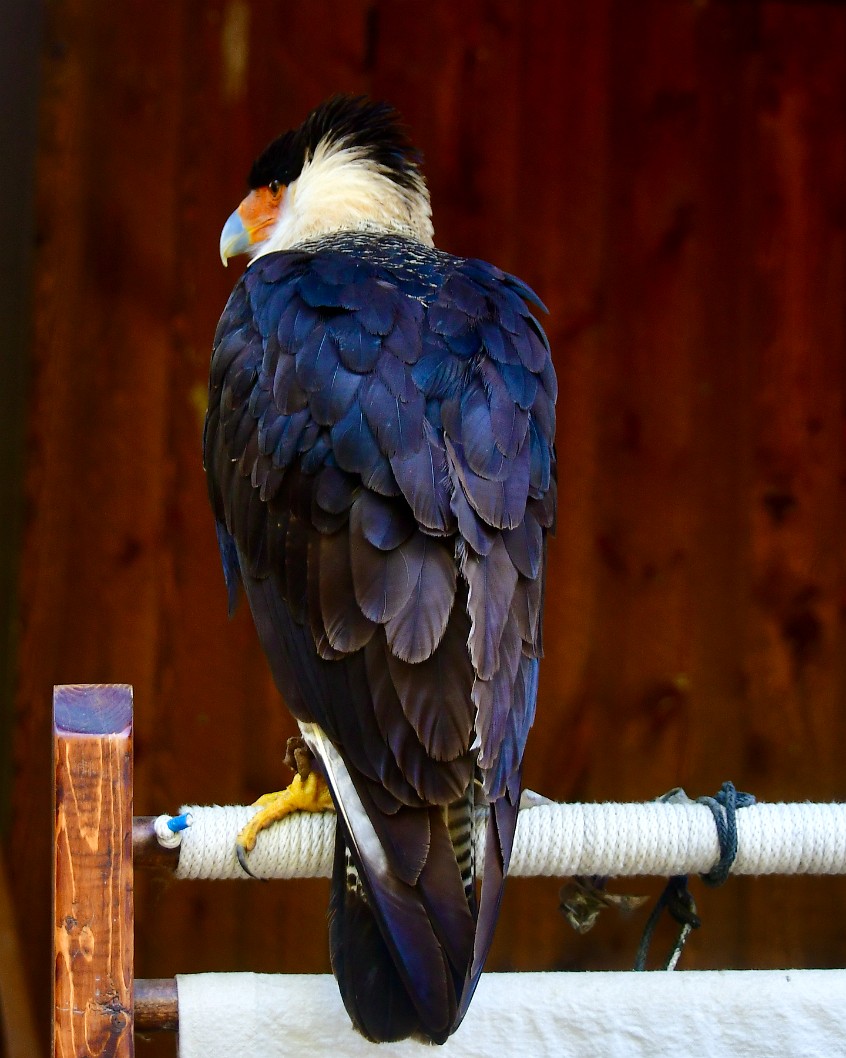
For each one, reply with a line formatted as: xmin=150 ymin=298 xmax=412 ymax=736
xmin=328 ymin=835 xmax=422 ymax=1041
xmin=326 ymin=792 xmax=475 ymax=1043
xmin=307 ymin=722 xmax=514 ymax=1043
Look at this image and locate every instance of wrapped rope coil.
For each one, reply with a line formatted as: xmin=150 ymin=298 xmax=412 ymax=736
xmin=168 ymin=800 xmax=846 ymax=881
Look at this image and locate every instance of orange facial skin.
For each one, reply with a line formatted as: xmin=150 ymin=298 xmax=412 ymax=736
xmin=237 ymin=184 xmax=285 ymax=244
xmin=220 ymin=183 xmax=286 ymax=265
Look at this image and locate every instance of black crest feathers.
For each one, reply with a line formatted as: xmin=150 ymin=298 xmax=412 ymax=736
xmin=248 ymin=95 xmax=424 ymax=193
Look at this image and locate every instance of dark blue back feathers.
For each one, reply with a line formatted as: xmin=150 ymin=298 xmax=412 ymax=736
xmin=204 ymin=231 xmax=556 ymax=1043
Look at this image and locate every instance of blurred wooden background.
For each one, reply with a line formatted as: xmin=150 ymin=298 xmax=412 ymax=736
xmin=3 ymin=1 xmax=846 ymax=1055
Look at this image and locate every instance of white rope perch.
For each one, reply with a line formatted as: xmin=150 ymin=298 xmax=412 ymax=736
xmin=170 ymin=799 xmax=846 ymax=881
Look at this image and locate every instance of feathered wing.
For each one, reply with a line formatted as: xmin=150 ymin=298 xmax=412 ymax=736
xmin=204 ymin=237 xmax=557 ymax=1042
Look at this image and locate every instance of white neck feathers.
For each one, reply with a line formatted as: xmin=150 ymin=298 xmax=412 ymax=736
xmin=253 ymin=139 xmax=434 ymax=257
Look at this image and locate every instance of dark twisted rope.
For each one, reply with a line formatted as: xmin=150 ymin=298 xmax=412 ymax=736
xmin=634 ymin=782 xmax=756 ymax=971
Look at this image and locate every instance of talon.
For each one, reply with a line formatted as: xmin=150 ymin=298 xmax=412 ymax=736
xmin=236 ymin=843 xmax=260 ymax=879
xmin=235 ymin=769 xmax=334 ymax=875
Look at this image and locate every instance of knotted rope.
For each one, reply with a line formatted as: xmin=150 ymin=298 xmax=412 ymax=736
xmin=633 ymin=783 xmax=758 ymax=970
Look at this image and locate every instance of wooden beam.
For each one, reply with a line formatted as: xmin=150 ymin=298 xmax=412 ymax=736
xmin=53 ymin=685 xmax=134 ymax=1058
xmin=132 ymin=816 xmax=180 ymax=872
xmin=135 ymin=979 xmax=178 ymax=1032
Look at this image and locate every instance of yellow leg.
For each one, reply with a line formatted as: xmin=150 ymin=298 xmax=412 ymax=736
xmin=236 ymin=741 xmax=334 ymax=876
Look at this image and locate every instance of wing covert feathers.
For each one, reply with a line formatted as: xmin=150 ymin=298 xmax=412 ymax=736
xmin=204 ymin=234 xmax=556 ymax=1042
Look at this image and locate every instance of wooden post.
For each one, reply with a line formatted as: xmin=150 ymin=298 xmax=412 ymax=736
xmin=53 ymin=685 xmax=134 ymax=1058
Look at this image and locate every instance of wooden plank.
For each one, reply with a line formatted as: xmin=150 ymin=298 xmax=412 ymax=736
xmin=0 ymin=847 xmax=43 ymax=1058
xmin=53 ymin=685 xmax=133 ymax=1058
xmin=0 ymin=0 xmax=42 ymax=850
xmin=734 ymin=1 xmax=846 ymax=971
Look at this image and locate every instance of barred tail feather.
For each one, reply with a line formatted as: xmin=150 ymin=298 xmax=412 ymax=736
xmin=456 ymin=784 xmax=521 ymax=1026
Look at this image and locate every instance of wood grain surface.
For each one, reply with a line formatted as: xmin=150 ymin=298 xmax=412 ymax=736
xmin=9 ymin=3 xmax=846 ymax=1056
xmin=53 ymin=685 xmax=133 ymax=1058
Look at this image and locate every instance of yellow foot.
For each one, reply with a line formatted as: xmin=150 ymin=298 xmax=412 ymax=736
xmin=236 ymin=764 xmax=334 ymax=877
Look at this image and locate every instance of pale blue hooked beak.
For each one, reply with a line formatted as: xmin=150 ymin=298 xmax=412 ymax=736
xmin=219 ymin=209 xmax=252 ymax=267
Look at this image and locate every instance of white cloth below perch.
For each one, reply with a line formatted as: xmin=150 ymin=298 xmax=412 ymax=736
xmin=173 ymin=799 xmax=846 ymax=880
xmin=175 ymin=969 xmax=846 ymax=1058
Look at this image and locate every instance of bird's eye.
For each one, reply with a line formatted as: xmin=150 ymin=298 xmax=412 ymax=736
xmin=268 ymin=180 xmax=282 ymax=196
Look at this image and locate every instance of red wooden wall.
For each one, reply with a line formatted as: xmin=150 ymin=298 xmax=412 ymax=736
xmin=8 ymin=2 xmax=846 ymax=1054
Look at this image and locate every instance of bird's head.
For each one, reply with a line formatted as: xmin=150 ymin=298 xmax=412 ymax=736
xmin=220 ymin=95 xmax=434 ymax=265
